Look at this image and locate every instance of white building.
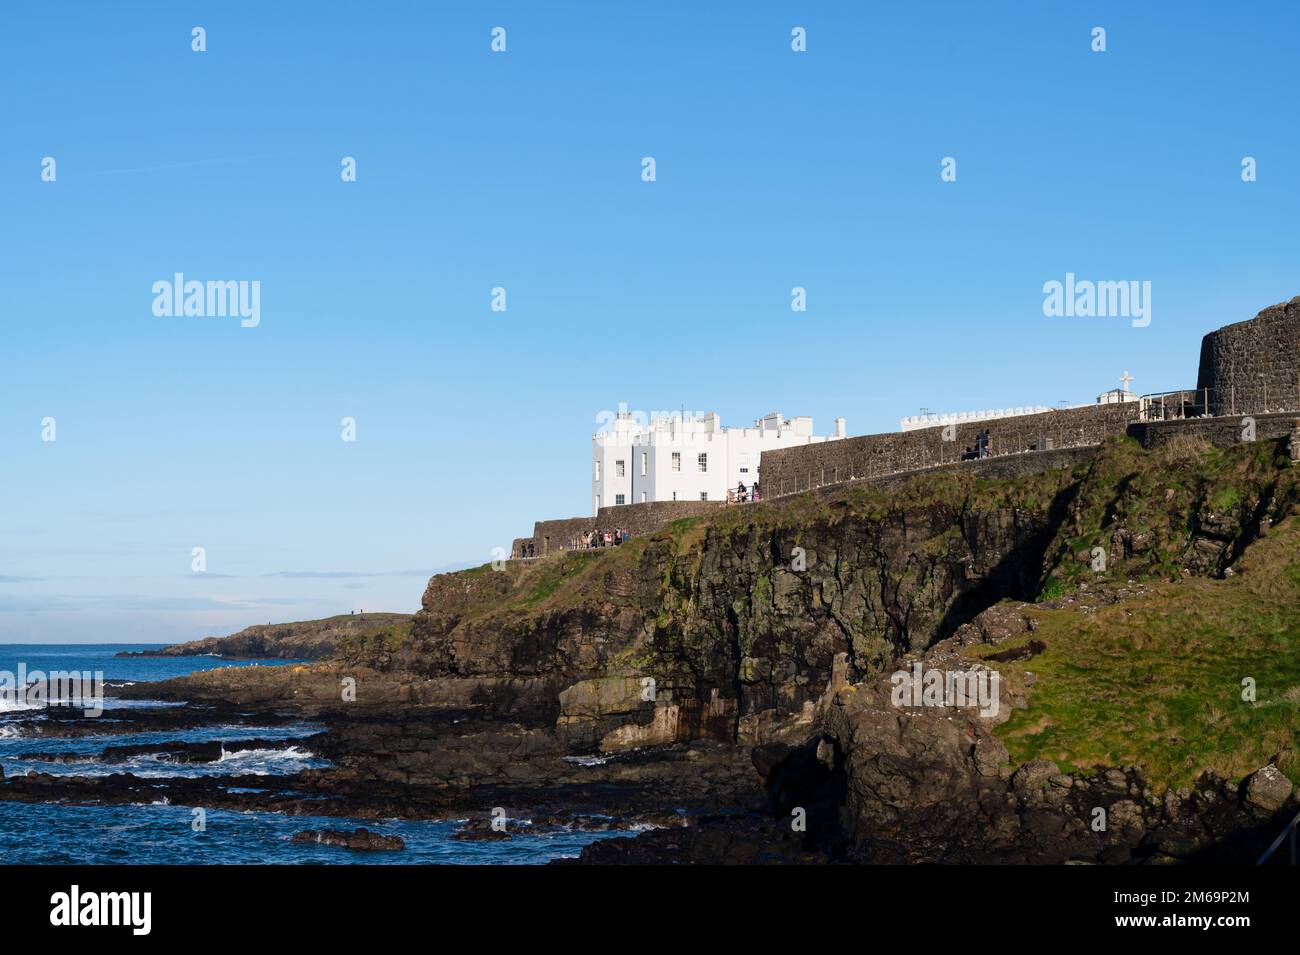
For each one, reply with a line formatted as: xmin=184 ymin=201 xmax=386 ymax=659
xmin=592 ymin=409 xmax=846 ymax=513
xmin=1097 ymin=370 xmax=1138 ymax=405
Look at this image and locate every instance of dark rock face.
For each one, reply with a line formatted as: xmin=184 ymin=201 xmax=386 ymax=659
xmin=291 ymin=828 xmax=405 ymax=851
xmin=810 ymin=628 xmax=1296 ymax=864
xmin=380 ymin=472 xmax=1082 ymax=754
xmin=1197 ymin=296 xmax=1300 ymax=416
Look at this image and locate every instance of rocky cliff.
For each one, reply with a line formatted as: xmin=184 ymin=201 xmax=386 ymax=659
xmin=352 ymin=437 xmax=1295 ymax=739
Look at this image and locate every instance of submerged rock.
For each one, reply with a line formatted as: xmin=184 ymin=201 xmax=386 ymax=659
xmin=291 ymin=828 xmax=405 ymax=851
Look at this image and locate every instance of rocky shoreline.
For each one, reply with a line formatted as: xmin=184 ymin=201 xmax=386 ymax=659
xmin=3 ymin=638 xmax=1286 ymax=865
xmin=0 ymin=649 xmax=1292 ymax=863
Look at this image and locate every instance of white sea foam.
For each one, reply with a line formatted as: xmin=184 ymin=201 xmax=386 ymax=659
xmin=3 ymin=744 xmax=324 ymax=779
xmin=562 ymin=754 xmax=611 ymax=766
xmin=215 ymin=745 xmax=316 ymax=774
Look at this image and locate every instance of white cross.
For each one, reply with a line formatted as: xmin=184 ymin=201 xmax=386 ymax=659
xmin=1120 ymin=370 xmax=1134 ymax=393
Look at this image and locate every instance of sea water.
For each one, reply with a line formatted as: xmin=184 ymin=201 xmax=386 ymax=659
xmin=0 ymin=645 xmax=627 ymax=864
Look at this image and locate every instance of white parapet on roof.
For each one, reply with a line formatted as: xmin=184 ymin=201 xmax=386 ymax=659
xmin=899 ymin=405 xmax=1054 ymax=432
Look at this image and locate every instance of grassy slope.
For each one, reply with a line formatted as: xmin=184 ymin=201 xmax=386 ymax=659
xmin=1040 ymin=435 xmax=1295 ymax=591
xmin=201 ymin=612 xmax=414 ymax=659
xmin=978 ymin=513 xmax=1300 ymax=788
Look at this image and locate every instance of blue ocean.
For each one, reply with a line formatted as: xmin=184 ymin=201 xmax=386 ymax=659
xmin=0 ymin=645 xmax=624 ymax=864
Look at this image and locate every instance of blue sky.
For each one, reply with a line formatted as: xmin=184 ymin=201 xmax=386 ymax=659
xmin=2 ymin=1 xmax=1297 ymax=642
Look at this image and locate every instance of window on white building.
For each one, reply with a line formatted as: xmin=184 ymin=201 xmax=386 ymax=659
xmin=616 ymin=493 xmax=625 ymax=505
xmin=639 ymin=491 xmax=646 ymax=503
xmin=739 ymin=453 xmax=749 ymax=474
xmin=671 ymin=452 xmax=681 ymax=472
xmin=615 ymin=460 xmax=625 ymax=478
xmin=595 ymin=461 xmax=601 ymax=482
xmin=697 ymin=453 xmax=707 ymax=473
xmin=640 ymin=452 xmax=647 ymax=476
xmin=700 ymin=491 xmax=708 ymax=501
xmin=672 ymin=491 xmax=678 ymax=501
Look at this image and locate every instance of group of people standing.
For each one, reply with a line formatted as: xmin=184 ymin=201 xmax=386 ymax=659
xmin=570 ymin=528 xmax=630 ymax=550
xmin=726 ymin=481 xmax=760 ymax=504
xmin=960 ymin=430 xmax=992 ymax=461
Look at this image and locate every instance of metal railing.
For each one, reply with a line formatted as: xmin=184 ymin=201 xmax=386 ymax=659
xmin=1137 ymin=389 xmax=1201 ymax=421
xmin=1256 ymin=807 xmax=1300 ymax=864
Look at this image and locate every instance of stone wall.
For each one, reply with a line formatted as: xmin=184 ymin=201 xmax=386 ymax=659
xmin=1196 ymin=297 xmax=1300 ymax=416
xmin=593 ymin=499 xmax=724 ymax=536
xmin=520 ymin=500 xmax=725 ymax=557
xmin=1128 ymin=413 xmax=1300 ymax=450
xmin=511 ymin=537 xmax=539 ymax=559
xmin=526 ymin=516 xmax=593 ymax=556
xmin=780 ymin=445 xmax=1100 ymax=503
xmin=760 ymin=402 xmax=1141 ymax=498
xmin=513 ymin=415 xmax=1300 ymax=558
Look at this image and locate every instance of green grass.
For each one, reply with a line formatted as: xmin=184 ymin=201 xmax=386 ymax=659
xmin=975 ymin=515 xmax=1300 ymax=788
xmin=518 ymin=558 xmax=578 ymax=605
xmin=1039 ymin=435 xmax=1298 ymax=591
xmin=1036 ymin=576 xmax=1068 ymax=602
xmin=332 ymin=615 xmax=414 ymax=661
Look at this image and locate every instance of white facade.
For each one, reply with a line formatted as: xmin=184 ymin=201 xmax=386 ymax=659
xmin=592 ymin=409 xmax=845 ymax=513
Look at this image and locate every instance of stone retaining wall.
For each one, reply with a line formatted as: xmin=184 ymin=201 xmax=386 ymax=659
xmin=1128 ymin=413 xmax=1300 ymax=449
xmin=760 ymin=402 xmax=1140 ymax=498
xmin=517 ymin=500 xmax=725 ymax=557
